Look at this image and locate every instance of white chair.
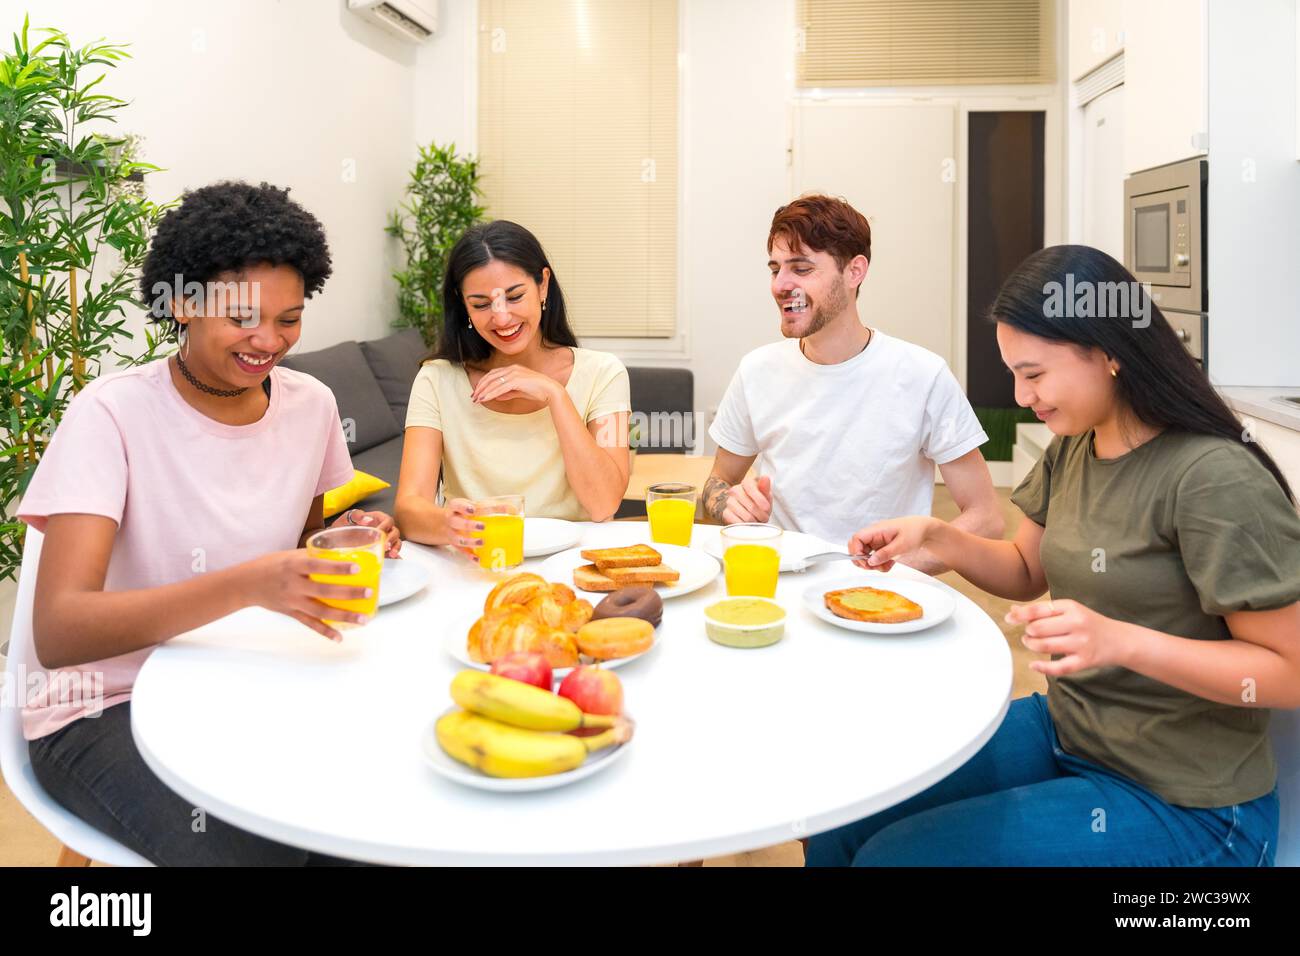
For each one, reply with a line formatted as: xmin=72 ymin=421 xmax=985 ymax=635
xmin=0 ymin=528 xmax=152 ymax=867
xmin=1271 ymin=705 xmax=1300 ymax=867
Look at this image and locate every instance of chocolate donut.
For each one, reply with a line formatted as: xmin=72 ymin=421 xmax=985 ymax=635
xmin=592 ymin=586 xmax=663 ymax=628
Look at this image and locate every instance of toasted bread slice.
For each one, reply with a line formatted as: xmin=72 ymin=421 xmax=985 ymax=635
xmin=604 ymin=563 xmax=680 ymax=586
xmin=573 ymin=564 xmax=620 ymax=592
xmin=824 ymin=586 xmax=923 ymax=624
xmin=580 ymin=544 xmax=663 ymax=570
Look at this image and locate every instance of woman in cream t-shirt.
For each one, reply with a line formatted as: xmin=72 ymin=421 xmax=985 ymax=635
xmin=395 ymin=220 xmax=631 ymax=557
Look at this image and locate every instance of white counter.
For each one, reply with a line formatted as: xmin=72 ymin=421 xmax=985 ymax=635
xmin=1219 ymin=387 xmax=1300 ymax=492
xmin=1219 ymin=387 xmax=1300 ymax=435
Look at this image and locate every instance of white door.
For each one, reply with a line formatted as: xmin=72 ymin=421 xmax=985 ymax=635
xmin=792 ymin=102 xmax=957 ymax=366
xmin=1081 ymin=84 xmax=1126 ymax=262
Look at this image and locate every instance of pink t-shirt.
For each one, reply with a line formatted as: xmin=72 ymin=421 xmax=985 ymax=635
xmin=16 ymin=358 xmax=354 ymax=740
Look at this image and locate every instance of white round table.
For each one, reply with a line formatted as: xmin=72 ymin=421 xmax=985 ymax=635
xmin=131 ymin=522 xmax=1011 ymax=866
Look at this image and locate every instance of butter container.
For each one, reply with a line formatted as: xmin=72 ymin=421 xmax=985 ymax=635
xmin=703 ymin=597 xmax=786 ymax=648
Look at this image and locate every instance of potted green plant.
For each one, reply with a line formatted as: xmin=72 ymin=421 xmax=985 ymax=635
xmin=386 ymin=142 xmax=484 ymax=346
xmin=0 ymin=16 xmax=172 ymax=581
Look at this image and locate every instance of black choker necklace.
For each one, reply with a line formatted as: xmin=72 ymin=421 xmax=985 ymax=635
xmin=175 ymin=352 xmax=248 ymax=398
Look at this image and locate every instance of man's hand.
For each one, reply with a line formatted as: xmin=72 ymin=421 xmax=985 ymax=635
xmin=723 ymin=474 xmax=773 ymax=524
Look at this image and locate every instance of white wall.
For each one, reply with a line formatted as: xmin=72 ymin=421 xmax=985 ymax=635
xmin=1206 ymin=0 xmax=1300 ymax=386
xmin=6 ymin=0 xmax=420 ymax=352
xmin=414 ymin=0 xmax=477 ymax=153
xmin=676 ymin=0 xmax=796 ymax=432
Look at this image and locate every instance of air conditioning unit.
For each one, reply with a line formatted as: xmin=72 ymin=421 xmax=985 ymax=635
xmin=348 ymin=0 xmax=437 ymax=42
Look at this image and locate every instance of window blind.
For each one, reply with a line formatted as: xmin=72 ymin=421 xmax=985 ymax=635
xmin=478 ymin=0 xmax=678 ymax=337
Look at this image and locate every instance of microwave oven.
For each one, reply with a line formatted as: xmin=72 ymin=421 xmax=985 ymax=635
xmin=1123 ymin=156 xmax=1207 ymax=362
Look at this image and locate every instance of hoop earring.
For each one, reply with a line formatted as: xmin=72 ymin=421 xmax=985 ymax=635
xmin=178 ymin=325 xmax=190 ymax=362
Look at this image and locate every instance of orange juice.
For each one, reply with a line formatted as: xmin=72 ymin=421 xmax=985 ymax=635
xmin=310 ymin=547 xmax=382 ymax=627
xmin=724 ymin=543 xmax=780 ymax=597
xmin=475 ymin=513 xmax=524 ymax=571
xmin=648 ymin=497 xmax=695 ymax=546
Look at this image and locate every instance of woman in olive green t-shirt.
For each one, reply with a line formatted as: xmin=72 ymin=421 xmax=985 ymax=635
xmin=395 ymin=221 xmax=631 ymax=558
xmin=808 ymin=244 xmax=1300 ymax=867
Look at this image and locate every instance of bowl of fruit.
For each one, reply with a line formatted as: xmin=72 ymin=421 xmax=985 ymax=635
xmin=422 ymin=652 xmax=634 ymax=791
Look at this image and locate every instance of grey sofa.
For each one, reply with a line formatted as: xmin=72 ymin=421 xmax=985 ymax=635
xmin=280 ymin=329 xmax=694 ymax=516
xmin=280 ymin=328 xmax=425 ymax=515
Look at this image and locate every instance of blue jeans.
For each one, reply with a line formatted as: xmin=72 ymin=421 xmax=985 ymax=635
xmin=806 ymin=693 xmax=1279 ymax=867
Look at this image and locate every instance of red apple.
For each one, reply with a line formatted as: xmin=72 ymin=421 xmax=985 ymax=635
xmin=558 ymin=665 xmax=623 ymax=716
xmin=490 ymin=652 xmax=553 ymax=691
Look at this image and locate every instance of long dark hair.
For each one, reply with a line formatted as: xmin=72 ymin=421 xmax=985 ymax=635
xmin=991 ymin=244 xmax=1294 ymax=503
xmin=432 ymin=220 xmax=578 ymax=365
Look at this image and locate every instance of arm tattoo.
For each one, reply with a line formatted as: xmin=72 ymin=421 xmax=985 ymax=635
xmin=703 ymin=476 xmax=731 ymax=522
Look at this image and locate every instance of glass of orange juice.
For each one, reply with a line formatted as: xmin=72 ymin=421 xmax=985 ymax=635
xmin=474 ymin=494 xmax=525 ymax=572
xmin=306 ymin=525 xmax=384 ymax=628
xmin=720 ymin=523 xmax=782 ymax=598
xmin=646 ymin=482 xmax=696 ymax=546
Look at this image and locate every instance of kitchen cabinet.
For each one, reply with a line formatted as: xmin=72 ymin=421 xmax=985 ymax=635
xmin=1069 ymin=0 xmax=1126 ymax=80
xmin=1121 ymin=0 xmax=1208 ymax=173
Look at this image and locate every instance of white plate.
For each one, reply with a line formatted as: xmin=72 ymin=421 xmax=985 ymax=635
xmin=537 ymin=542 xmax=720 ymax=601
xmin=441 ymin=609 xmax=657 ymax=677
xmin=523 ymin=517 xmax=583 ymax=558
xmin=378 ymin=558 xmax=430 ymax=607
xmin=700 ymin=528 xmax=840 ymax=574
xmin=420 ymin=710 xmax=632 ymax=792
xmin=801 ymin=573 xmax=956 ymax=634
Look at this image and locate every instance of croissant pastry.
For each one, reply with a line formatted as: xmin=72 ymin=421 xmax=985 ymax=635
xmin=482 ymin=573 xmax=549 ymax=614
xmin=470 ymin=575 xmax=597 ymax=667
xmin=524 ymin=592 xmax=566 ymax=629
xmin=467 ymin=608 xmax=541 ymax=664
xmin=466 ymin=606 xmax=581 ymax=669
xmin=561 ymin=598 xmax=594 ymax=633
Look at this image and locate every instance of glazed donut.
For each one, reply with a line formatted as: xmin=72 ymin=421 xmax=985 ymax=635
xmin=575 ymin=617 xmax=655 ymax=660
xmin=592 ymin=586 xmax=663 ymax=628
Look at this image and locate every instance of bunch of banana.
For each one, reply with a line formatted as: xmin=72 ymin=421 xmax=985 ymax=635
xmin=450 ymin=670 xmax=614 ymax=731
xmin=439 ymin=671 xmax=634 ymax=778
xmin=437 ymin=711 xmax=631 ymax=778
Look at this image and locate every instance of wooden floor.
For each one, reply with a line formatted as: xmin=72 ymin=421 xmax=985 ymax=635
xmin=0 ymin=485 xmax=1044 ymax=867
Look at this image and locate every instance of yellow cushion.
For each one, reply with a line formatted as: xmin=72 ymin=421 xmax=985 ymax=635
xmin=323 ymin=470 xmax=391 ymax=518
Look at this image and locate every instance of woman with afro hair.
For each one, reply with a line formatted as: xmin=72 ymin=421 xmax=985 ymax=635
xmin=16 ymin=181 xmax=397 ymax=864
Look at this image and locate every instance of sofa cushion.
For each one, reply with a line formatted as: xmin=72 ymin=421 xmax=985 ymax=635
xmin=361 ymin=328 xmax=427 ymax=424
xmin=350 ymin=435 xmax=405 ymax=514
xmin=627 ymin=366 xmax=695 ymax=453
xmin=281 ymin=341 xmax=401 ymax=454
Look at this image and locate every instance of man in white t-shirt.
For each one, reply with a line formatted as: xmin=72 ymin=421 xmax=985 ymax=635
xmin=703 ymin=194 xmax=1003 ymax=573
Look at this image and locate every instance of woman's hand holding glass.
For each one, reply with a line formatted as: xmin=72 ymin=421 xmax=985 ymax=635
xmin=245 ymin=550 xmax=376 ymax=642
xmin=332 ymin=508 xmax=402 ymax=557
xmin=444 ymin=497 xmax=486 ymax=563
